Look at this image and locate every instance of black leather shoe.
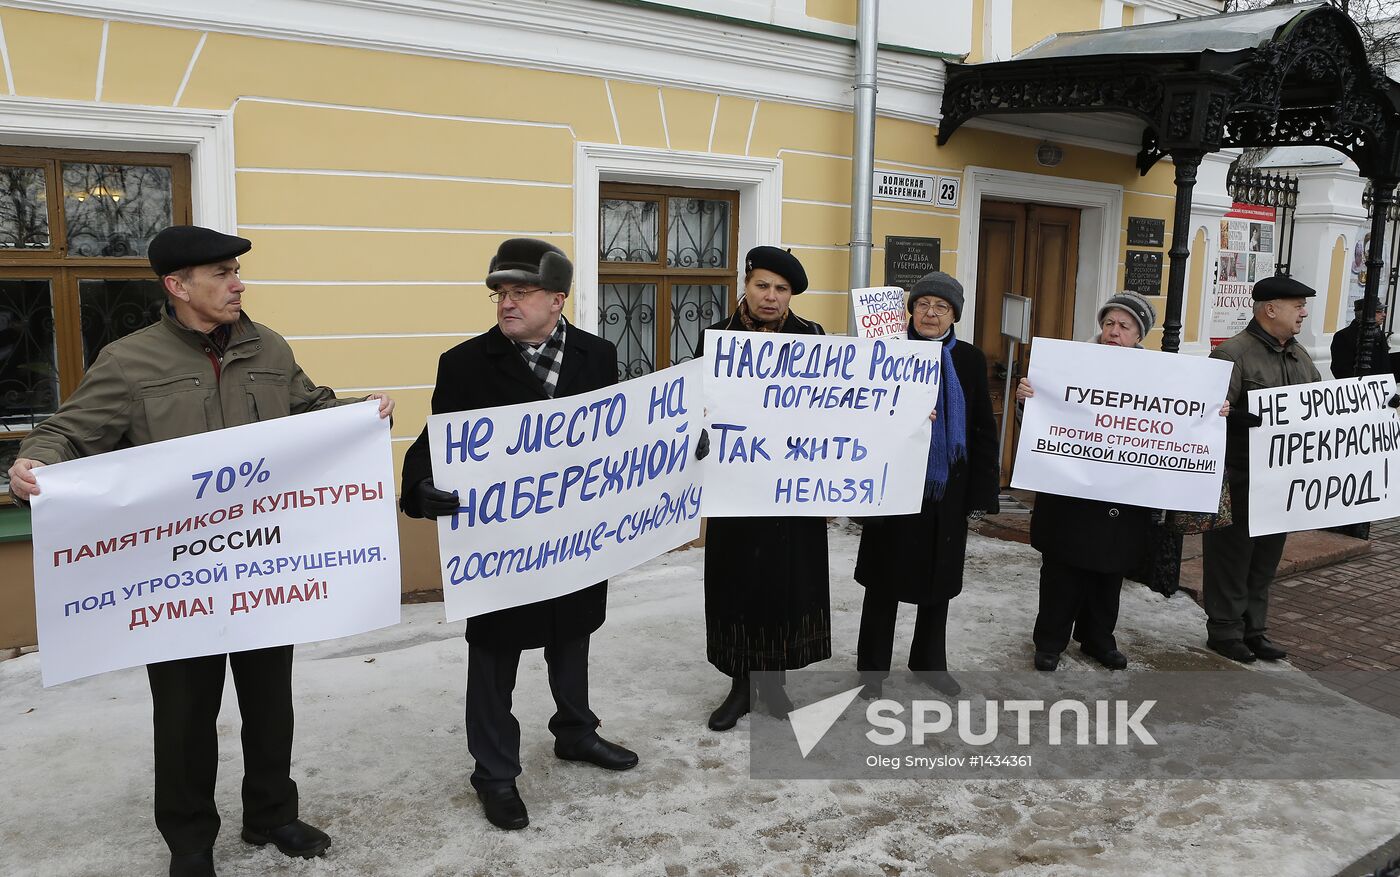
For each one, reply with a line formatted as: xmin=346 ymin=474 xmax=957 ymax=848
xmin=169 ymin=849 xmax=215 ymax=877
xmin=1207 ymin=639 xmax=1257 ymax=663
xmin=554 ymin=735 xmax=639 ymax=771
xmin=915 ymin=670 xmax=961 ymax=696
xmin=754 ymin=677 xmax=795 ymax=717
xmin=476 ymin=785 xmax=529 ymax=830
xmin=857 ymin=672 xmax=884 ymax=700
xmin=1033 ymin=651 xmax=1059 ymax=672
xmin=708 ymin=676 xmax=751 ymax=730
xmin=1245 ymin=636 xmax=1287 ymax=661
xmin=240 ymin=819 xmax=330 ymax=858
xmin=1081 ymin=646 xmax=1128 ymax=670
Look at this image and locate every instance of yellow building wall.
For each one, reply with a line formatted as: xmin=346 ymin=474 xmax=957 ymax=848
xmin=1012 ymin=0 xmax=1102 ymax=53
xmin=0 ymin=7 xmax=1183 ymax=494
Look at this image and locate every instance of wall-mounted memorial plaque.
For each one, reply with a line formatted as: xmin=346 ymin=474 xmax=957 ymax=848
xmin=1127 ymin=216 xmax=1165 ymax=248
xmin=884 ymin=236 xmax=941 ymax=291
xmin=1125 ymin=249 xmax=1164 ymax=295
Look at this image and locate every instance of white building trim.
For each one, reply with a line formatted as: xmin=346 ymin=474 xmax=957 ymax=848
xmin=0 ymin=96 xmax=236 ymax=230
xmin=5 ymin=0 xmax=948 ymax=125
xmin=956 ymin=166 xmax=1124 ymax=339
xmin=573 ymin=143 xmax=782 ymax=334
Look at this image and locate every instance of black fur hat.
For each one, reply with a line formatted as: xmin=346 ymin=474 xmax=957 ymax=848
xmin=486 ymin=238 xmax=573 ymax=294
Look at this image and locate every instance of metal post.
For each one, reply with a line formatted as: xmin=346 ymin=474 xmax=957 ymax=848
xmin=999 ymin=338 xmax=1017 ymax=460
xmin=1162 ymin=151 xmax=1202 ymax=354
xmin=847 ymin=0 xmax=879 ymax=335
xmin=1358 ymin=176 xmax=1396 ymax=375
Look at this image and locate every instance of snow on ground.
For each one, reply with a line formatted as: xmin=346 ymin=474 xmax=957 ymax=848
xmin=2 ymin=521 xmax=1396 ymax=876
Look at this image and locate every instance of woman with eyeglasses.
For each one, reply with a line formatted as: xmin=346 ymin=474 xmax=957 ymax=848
xmin=698 ymin=246 xmax=832 ymax=731
xmin=853 ymin=271 xmax=1000 ymax=699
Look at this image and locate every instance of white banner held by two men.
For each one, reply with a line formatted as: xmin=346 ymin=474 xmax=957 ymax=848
xmin=30 ymin=402 xmax=402 ymax=687
xmin=1248 ymin=375 xmax=1400 ymax=536
xmin=850 ymin=286 xmax=908 ymax=340
xmin=1011 ymin=338 xmax=1231 ymax=512
xmin=427 ymin=360 xmax=705 ymax=622
xmin=700 ymin=330 xmax=940 ymax=517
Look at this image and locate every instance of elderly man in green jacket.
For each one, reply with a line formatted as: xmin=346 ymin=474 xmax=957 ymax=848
xmin=7 ymin=225 xmax=393 ymax=877
xmin=1204 ymin=274 xmax=1321 ymax=664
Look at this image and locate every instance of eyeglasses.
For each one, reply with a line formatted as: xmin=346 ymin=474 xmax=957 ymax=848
xmin=489 ymin=287 xmax=545 ymax=303
xmin=913 ymin=300 xmax=952 ymax=316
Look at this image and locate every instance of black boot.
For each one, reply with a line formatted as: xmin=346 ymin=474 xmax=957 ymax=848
xmin=707 ymin=674 xmax=750 ymax=731
xmin=754 ymin=671 xmax=794 ymax=717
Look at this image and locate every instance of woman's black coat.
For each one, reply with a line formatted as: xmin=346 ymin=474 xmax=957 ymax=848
xmin=854 ymin=337 xmax=1000 ymax=604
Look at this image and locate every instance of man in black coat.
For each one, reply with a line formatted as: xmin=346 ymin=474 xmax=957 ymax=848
xmin=400 ymin=238 xmax=637 ymax=831
xmin=1330 ymin=298 xmax=1395 ymax=379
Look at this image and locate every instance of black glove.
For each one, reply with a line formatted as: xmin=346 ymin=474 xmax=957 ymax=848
xmin=1388 ymin=393 xmax=1400 ymax=409
xmin=1227 ymin=409 xmax=1263 ymax=429
xmin=696 ymin=427 xmax=710 ymax=461
xmin=413 ymin=478 xmax=460 ymax=519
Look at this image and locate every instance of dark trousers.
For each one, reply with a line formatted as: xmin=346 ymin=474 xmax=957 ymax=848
xmin=856 ymin=590 xmax=949 ymax=675
xmin=146 ymin=645 xmax=298 ymax=855
xmin=466 ymin=635 xmax=599 ymax=791
xmin=1202 ymin=474 xmax=1285 ymax=642
xmin=1032 ymin=556 xmax=1122 ymax=655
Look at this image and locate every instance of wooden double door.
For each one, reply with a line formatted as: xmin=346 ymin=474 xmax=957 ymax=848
xmin=974 ymin=200 xmax=1081 ymax=486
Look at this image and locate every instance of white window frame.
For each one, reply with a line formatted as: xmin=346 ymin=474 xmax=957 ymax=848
xmin=573 ymin=142 xmax=782 ymax=334
xmin=0 ymin=96 xmax=236 ymax=231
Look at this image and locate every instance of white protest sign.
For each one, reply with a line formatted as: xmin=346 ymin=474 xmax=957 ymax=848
xmin=1247 ymin=375 xmax=1400 ymax=536
xmin=851 ymin=286 xmax=908 ymax=340
xmin=427 ymin=361 xmax=704 ymax=622
xmin=1011 ymin=338 xmax=1230 ymax=511
xmin=30 ymin=402 xmax=401 ymax=687
xmin=700 ymin=330 xmax=939 ymax=517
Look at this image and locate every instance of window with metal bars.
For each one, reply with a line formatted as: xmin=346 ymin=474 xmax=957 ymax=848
xmin=597 ymin=182 xmax=739 ymax=380
xmin=0 ymin=146 xmax=191 ymax=501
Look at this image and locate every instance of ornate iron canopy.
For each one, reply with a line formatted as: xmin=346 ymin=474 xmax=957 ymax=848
xmin=938 ymin=2 xmax=1400 ymax=177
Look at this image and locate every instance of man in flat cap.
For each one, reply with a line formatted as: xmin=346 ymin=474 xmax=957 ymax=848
xmin=8 ymin=225 xmax=394 ymax=877
xmin=400 ymin=237 xmax=637 ymax=832
xmin=1202 ymin=274 xmax=1320 ymax=663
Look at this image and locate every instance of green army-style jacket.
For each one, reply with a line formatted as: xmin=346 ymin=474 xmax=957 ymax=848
xmin=20 ymin=310 xmax=357 ymax=469
xmin=1210 ymin=317 xmax=1321 ymax=473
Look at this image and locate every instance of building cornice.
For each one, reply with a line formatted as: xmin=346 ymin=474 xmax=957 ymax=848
xmin=1 ymin=0 xmax=947 ymax=124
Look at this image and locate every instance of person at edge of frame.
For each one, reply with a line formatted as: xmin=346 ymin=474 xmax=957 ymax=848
xmin=7 ymin=225 xmax=395 ymax=877
xmin=399 ymin=238 xmax=638 ymax=832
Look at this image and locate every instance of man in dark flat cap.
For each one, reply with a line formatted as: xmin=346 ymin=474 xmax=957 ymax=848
xmin=400 ymin=237 xmax=637 ymax=832
xmin=8 ymin=225 xmax=394 ymax=877
xmin=1202 ymin=274 xmax=1321 ymax=664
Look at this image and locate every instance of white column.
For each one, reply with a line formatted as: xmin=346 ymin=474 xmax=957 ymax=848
xmin=1101 ymin=0 xmax=1125 ymax=29
xmin=985 ymin=0 xmax=1013 ymax=61
xmin=1287 ymin=162 xmax=1367 ymax=362
xmin=1179 ymin=151 xmax=1234 ymax=357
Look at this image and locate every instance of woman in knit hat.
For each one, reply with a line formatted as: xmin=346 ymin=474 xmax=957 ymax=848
xmin=698 ymin=246 xmax=833 ymax=731
xmin=853 ymin=271 xmax=1001 ymax=698
xmin=1016 ymin=290 xmax=1190 ymax=671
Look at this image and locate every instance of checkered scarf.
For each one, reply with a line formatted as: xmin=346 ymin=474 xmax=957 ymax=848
xmin=515 ymin=316 xmax=567 ymax=397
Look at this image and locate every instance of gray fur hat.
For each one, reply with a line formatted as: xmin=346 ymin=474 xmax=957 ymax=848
xmin=486 ymin=238 xmax=573 ymax=294
xmin=1097 ymin=290 xmax=1156 ymax=338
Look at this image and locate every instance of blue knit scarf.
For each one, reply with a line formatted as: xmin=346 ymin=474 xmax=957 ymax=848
xmin=909 ymin=321 xmax=967 ymax=499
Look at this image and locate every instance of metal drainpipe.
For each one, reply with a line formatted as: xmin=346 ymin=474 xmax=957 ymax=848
xmin=848 ymin=0 xmax=879 ymax=336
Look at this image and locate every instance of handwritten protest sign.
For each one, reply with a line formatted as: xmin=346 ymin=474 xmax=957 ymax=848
xmin=1011 ymin=338 xmax=1230 ymax=511
xmin=30 ymin=402 xmax=401 ymax=687
xmin=427 ymin=361 xmax=704 ymax=622
xmin=851 ymin=286 xmax=908 ymax=340
xmin=700 ymin=330 xmax=940 ymax=517
xmin=1248 ymin=375 xmax=1400 ymax=536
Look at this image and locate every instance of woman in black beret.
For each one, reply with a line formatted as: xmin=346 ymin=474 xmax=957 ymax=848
xmin=854 ymin=271 xmax=1000 ymax=698
xmin=697 ymin=246 xmax=832 ymax=730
